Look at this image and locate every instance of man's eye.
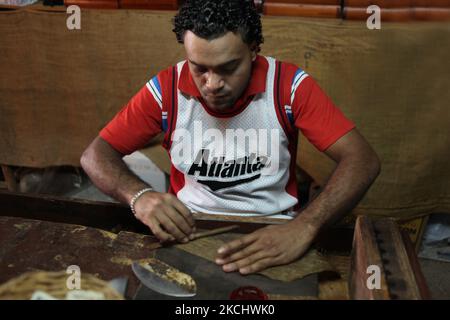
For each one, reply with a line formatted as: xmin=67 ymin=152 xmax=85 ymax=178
xmin=221 ymin=65 xmax=238 ymax=74
xmin=195 ymin=67 xmax=207 ymax=74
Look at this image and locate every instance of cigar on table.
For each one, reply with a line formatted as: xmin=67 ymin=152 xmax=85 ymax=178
xmin=191 ymin=225 xmax=240 ymax=240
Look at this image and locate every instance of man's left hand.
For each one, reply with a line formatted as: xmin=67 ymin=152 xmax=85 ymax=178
xmin=215 ymin=219 xmax=319 ymax=274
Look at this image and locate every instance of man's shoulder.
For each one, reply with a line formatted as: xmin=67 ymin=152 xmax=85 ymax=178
xmin=261 ymin=56 xmax=302 ymax=73
xmin=153 ymin=64 xmax=178 ymax=82
xmin=151 ymin=60 xmax=189 ymax=84
xmin=263 ymin=56 xmax=313 ymax=106
xmin=261 ymin=56 xmax=309 ymax=87
xmin=280 ymin=59 xmax=307 ymax=81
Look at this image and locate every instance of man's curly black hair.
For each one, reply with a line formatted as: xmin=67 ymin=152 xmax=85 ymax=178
xmin=173 ymin=0 xmax=264 ymax=53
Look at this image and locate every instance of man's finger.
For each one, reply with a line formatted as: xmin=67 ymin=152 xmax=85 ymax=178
xmin=217 ymin=233 xmax=258 ymax=257
xmin=147 ymin=219 xmax=174 ymax=242
xmin=239 ymin=257 xmax=275 ymax=275
xmin=170 ymin=196 xmax=195 ymax=228
xmin=163 ymin=204 xmax=192 ymax=237
xmin=215 ymin=241 xmax=261 ymax=265
xmin=221 ymin=249 xmax=272 ymax=273
xmin=156 ymin=210 xmax=188 ymax=242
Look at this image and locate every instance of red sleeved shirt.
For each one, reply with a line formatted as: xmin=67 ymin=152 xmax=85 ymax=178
xmin=100 ymin=56 xmax=354 ymax=155
xmin=281 ymin=61 xmax=355 ymax=151
xmin=99 ymin=68 xmax=171 ymax=155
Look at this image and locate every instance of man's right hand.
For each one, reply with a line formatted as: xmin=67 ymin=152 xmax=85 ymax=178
xmin=133 ymin=192 xmax=196 ymax=243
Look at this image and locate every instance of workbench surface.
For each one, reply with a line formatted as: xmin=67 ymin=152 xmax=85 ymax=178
xmin=0 ymin=215 xmax=350 ymax=299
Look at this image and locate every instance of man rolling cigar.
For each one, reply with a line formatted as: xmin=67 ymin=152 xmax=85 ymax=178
xmin=80 ymin=0 xmax=380 ymax=274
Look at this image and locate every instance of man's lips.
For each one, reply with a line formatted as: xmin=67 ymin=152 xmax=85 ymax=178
xmin=208 ymin=94 xmax=227 ymax=100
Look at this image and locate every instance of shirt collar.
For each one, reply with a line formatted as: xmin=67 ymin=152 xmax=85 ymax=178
xmin=178 ymin=55 xmax=268 ymax=99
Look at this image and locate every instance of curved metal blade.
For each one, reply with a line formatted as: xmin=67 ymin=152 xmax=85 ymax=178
xmin=108 ymin=277 xmax=128 ymax=297
xmin=132 ymin=262 xmax=196 ymax=297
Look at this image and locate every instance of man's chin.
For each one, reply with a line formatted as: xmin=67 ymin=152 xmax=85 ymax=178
xmin=204 ymin=99 xmax=234 ymax=112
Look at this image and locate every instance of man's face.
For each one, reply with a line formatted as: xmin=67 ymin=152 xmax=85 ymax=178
xmin=183 ymin=30 xmax=256 ymax=112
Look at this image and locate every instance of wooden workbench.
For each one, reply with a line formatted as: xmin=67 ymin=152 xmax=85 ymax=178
xmin=0 ymin=190 xmax=429 ymax=299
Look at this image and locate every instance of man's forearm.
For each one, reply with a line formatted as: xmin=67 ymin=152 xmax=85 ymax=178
xmin=80 ymin=136 xmax=149 ymax=205
xmin=294 ymin=152 xmax=380 ymax=232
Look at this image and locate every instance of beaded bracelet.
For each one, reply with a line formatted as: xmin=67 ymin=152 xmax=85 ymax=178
xmin=130 ymin=187 xmax=153 ymax=216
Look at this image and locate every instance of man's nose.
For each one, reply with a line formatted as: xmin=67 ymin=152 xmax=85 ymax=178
xmin=205 ymin=72 xmax=224 ymax=93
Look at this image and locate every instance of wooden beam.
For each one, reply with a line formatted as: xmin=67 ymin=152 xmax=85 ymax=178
xmin=350 ymin=216 xmax=429 ymax=299
xmin=263 ymin=3 xmax=341 ymax=18
xmin=400 ymin=229 xmax=431 ymax=299
xmin=373 ymin=219 xmax=423 ymax=299
xmin=349 ymin=216 xmax=390 ymax=299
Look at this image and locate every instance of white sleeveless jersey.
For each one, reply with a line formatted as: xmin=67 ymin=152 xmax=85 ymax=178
xmin=167 ymin=56 xmax=298 ymax=217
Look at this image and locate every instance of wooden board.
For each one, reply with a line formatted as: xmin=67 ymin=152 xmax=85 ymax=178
xmin=0 ymin=191 xmax=429 ymax=299
xmin=64 ymin=0 xmax=119 ymax=9
xmin=134 ymin=246 xmax=319 ymax=300
xmin=345 ymin=0 xmax=450 ymax=7
xmin=349 ymin=215 xmax=390 ymax=299
xmin=349 ymin=216 xmax=430 ymax=299
xmin=343 ymin=7 xmax=450 ymax=21
xmin=120 ymin=0 xmax=178 ymax=10
xmin=0 ymin=216 xmax=160 ymax=298
xmin=263 ymin=3 xmax=341 ymax=18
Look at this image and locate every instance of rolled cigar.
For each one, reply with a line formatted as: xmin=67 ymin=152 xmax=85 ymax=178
xmin=263 ymin=3 xmax=341 ymax=18
xmin=191 ymin=225 xmax=240 ymax=240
